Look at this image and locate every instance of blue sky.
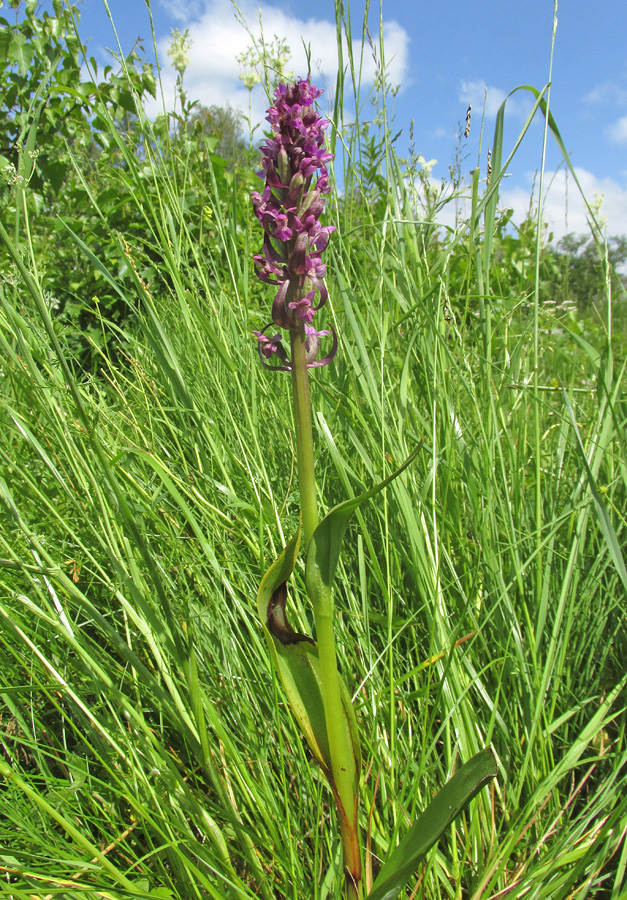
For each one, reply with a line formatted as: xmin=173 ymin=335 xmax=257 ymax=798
xmin=74 ymin=0 xmax=627 ymax=240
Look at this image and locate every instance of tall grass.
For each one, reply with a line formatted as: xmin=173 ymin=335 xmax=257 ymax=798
xmin=1 ymin=2 xmax=626 ymax=898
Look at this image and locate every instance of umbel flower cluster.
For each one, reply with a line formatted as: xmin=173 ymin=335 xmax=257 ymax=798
xmin=252 ymin=78 xmax=337 ymax=370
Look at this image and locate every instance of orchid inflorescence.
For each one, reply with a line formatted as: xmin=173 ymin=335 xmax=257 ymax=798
xmin=252 ymin=78 xmax=337 ymax=370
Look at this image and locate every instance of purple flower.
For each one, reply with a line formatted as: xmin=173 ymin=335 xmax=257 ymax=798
xmin=252 ymin=328 xmax=291 ymax=371
xmin=288 ymin=289 xmax=316 ymax=324
xmin=251 ymin=77 xmax=337 ymax=371
xmin=253 ymin=330 xmax=284 ymax=359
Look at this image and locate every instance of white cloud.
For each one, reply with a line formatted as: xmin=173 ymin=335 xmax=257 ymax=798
xmin=459 ymin=80 xmax=506 ymax=119
xmin=147 ymin=0 xmax=409 ymax=131
xmin=458 ymin=80 xmax=533 ymax=121
xmin=607 ymin=116 xmax=627 ymax=145
xmin=498 ymin=168 xmax=627 ymax=242
xmin=582 ymin=80 xmax=627 ymax=108
xmin=379 ymin=21 xmax=410 ymax=87
xmin=432 ymin=167 xmax=627 ymax=258
xmin=157 ymin=0 xmax=205 ymax=22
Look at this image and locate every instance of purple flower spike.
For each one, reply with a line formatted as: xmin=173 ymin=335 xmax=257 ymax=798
xmin=251 ymin=77 xmax=336 ymax=370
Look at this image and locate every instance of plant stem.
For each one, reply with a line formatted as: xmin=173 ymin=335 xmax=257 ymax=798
xmin=290 ymin=325 xmax=319 ymax=548
xmin=316 ymin=608 xmax=363 ymax=898
xmin=289 ymin=324 xmax=362 ymax=898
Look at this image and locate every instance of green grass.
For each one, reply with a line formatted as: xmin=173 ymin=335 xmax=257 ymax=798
xmin=1 ymin=2 xmax=626 ymax=898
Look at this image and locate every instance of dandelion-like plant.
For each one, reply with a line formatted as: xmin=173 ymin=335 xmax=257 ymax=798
xmin=252 ymin=77 xmax=497 ymax=900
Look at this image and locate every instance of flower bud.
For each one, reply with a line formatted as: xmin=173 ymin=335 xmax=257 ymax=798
xmin=277 ymin=147 xmax=290 ymax=187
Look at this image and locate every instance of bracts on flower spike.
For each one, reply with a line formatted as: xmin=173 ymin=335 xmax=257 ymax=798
xmin=251 ymin=77 xmax=337 ymax=371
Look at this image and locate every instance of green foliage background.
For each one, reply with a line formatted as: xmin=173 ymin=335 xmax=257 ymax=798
xmin=1 ymin=3 xmax=626 ymax=899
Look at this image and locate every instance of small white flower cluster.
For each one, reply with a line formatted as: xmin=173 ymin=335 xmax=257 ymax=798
xmin=44 ymin=290 xmax=60 ymax=313
xmin=167 ymin=27 xmax=192 ymax=77
xmin=416 ymin=154 xmax=437 ymax=175
xmin=1 ymin=147 xmax=40 ymax=187
xmin=1 ymin=161 xmax=22 ymax=187
xmin=236 ymin=33 xmax=292 ymax=93
xmin=240 ymin=71 xmax=260 ymax=91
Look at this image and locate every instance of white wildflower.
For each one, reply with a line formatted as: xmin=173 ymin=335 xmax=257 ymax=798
xmin=167 ymin=28 xmax=192 ymax=77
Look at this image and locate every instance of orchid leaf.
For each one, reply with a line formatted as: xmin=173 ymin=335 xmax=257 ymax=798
xmin=301 ymin=448 xmax=419 ymax=795
xmin=256 ymin=523 xmax=333 ymax=774
xmin=305 ymin=447 xmax=419 ymax=618
xmin=368 ymin=750 xmax=498 ymax=900
xmin=256 ymin=524 xmax=302 ymax=628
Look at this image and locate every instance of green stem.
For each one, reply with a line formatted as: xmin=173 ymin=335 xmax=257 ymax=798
xmin=316 ymin=609 xmax=363 ymax=898
xmin=289 ymin=324 xmax=362 ymax=898
xmin=290 ymin=325 xmax=319 ymax=548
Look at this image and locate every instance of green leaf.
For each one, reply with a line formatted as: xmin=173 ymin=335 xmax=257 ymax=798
xmin=305 ymin=447 xmax=419 ymax=618
xmin=368 ymin=750 xmax=498 ymax=900
xmin=8 ymin=33 xmax=34 ymax=76
xmin=299 ymin=448 xmax=419 ymax=799
xmin=256 ymin=524 xmax=302 ymax=627
xmin=256 ymin=523 xmax=332 ymax=774
xmin=0 ymin=29 xmax=11 ymax=64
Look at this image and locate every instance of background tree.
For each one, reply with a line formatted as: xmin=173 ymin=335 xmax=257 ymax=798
xmin=189 ymin=103 xmax=248 ymax=168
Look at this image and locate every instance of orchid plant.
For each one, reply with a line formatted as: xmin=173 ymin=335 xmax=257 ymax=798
xmin=252 ymin=77 xmax=496 ymax=900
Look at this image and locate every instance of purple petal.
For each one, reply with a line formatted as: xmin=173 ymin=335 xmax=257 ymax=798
xmin=288 ymin=290 xmax=316 ymax=324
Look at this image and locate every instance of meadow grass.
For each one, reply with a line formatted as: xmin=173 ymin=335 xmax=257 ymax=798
xmin=1 ymin=2 xmax=626 ymax=898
